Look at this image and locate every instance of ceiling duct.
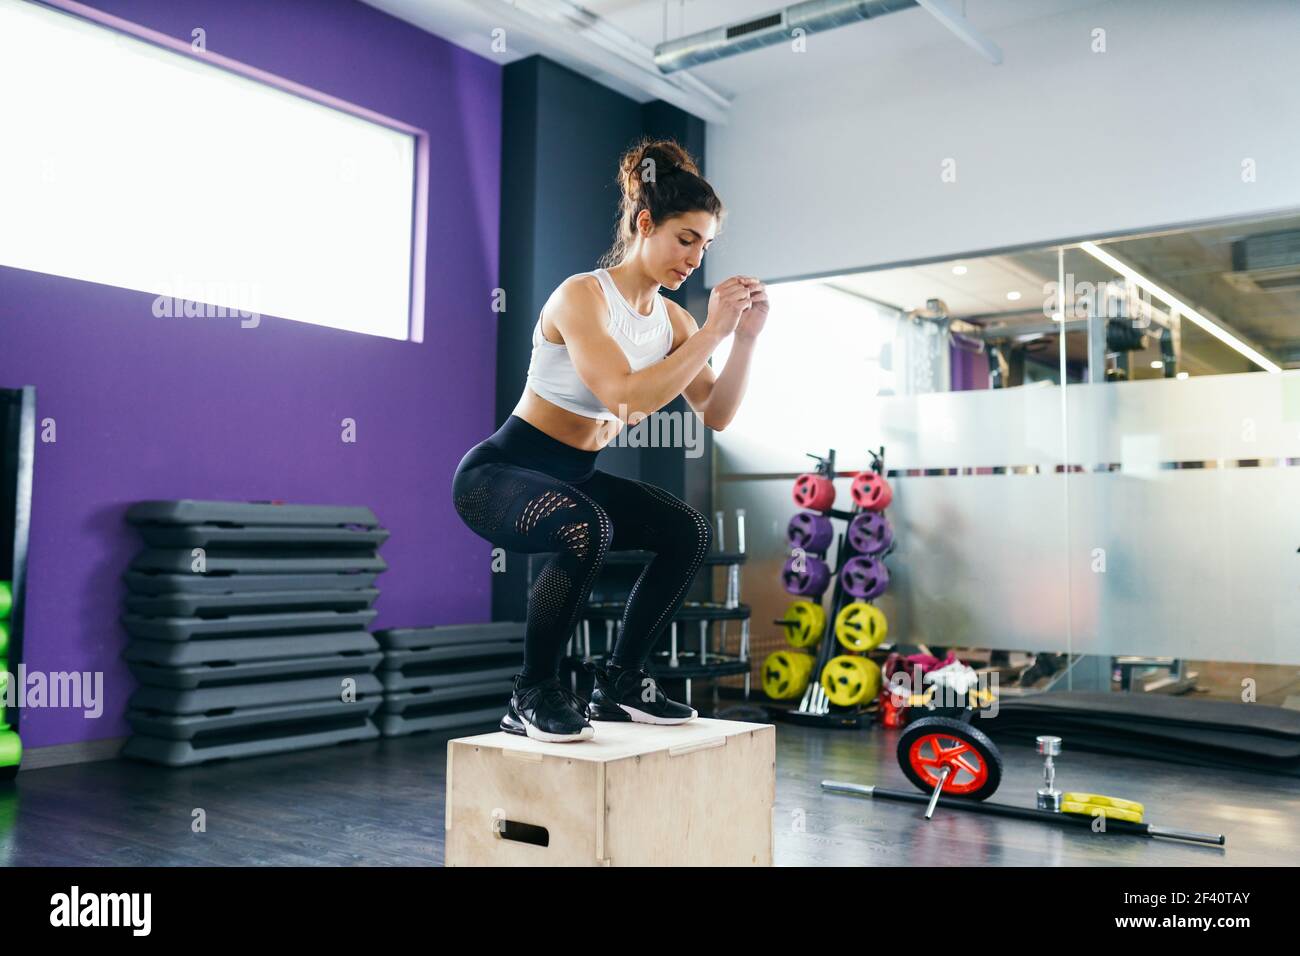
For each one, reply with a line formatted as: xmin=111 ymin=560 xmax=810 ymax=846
xmin=1225 ymin=229 xmax=1300 ymax=294
xmin=653 ymin=0 xmax=918 ymax=73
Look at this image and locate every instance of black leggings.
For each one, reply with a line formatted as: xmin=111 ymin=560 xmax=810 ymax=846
xmin=451 ymin=415 xmax=711 ymax=681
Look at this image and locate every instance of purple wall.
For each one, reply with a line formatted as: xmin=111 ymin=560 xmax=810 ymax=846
xmin=0 ymin=0 xmax=502 ymax=748
xmin=951 ymin=343 xmax=989 ymax=391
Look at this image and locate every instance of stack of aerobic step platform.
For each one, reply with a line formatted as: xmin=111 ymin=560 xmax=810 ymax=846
xmin=121 ymin=500 xmax=387 ymax=767
xmin=374 ymin=623 xmax=524 ymax=736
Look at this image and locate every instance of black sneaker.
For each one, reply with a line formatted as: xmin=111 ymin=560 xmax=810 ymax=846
xmin=584 ymin=661 xmax=697 ymax=725
xmin=500 ymin=676 xmax=594 ymax=742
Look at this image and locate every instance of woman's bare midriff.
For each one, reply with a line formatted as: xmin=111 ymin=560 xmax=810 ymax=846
xmin=511 ymin=386 xmax=624 ymax=452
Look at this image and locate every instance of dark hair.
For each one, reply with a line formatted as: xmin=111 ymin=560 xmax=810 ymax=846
xmin=598 ymin=137 xmax=725 ymax=269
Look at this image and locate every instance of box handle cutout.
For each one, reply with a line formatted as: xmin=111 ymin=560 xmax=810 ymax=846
xmin=491 ymin=813 xmax=550 ymax=847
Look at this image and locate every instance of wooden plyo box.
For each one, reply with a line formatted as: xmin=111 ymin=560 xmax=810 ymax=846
xmin=445 ymin=718 xmax=775 ymax=866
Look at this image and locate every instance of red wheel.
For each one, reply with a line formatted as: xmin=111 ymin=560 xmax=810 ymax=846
xmin=850 ymin=471 xmax=893 ymax=511
xmin=896 ymin=716 xmax=1002 ymax=801
xmin=792 ymin=473 xmax=835 ymax=511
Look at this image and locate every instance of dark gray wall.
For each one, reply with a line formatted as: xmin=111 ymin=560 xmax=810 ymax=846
xmin=495 ymin=57 xmax=714 ymax=620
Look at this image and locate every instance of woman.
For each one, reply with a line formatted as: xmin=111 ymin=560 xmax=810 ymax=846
xmin=451 ymin=138 xmax=768 ymax=742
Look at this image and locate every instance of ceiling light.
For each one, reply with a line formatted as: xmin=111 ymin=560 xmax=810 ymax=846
xmin=1078 ymin=241 xmax=1282 ymax=373
xmin=952 ymin=265 xmax=968 ymax=276
xmin=1151 ymin=360 xmax=1164 ymax=369
xmin=1006 ymin=291 xmax=1021 ymax=301
xmin=1176 ymin=371 xmax=1190 ymax=380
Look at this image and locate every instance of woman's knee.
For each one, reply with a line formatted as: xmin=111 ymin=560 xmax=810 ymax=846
xmin=657 ymin=504 xmax=711 ymax=558
xmin=686 ymin=505 xmax=712 ymax=555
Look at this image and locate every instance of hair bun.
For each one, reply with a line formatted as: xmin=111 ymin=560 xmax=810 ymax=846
xmin=642 ymin=140 xmax=697 ymax=177
xmin=620 ymin=139 xmax=699 ymax=200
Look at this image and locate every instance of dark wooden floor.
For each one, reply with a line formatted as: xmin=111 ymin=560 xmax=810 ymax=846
xmin=2 ymin=721 xmax=1296 ymax=866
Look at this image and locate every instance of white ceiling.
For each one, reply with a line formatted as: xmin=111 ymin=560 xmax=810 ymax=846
xmin=831 ymin=250 xmax=1060 ymax=319
xmin=362 ymin=0 xmax=1109 ymax=119
xmin=826 ymin=211 xmax=1300 ymax=371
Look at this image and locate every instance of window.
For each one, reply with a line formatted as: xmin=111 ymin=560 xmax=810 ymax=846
xmin=0 ymin=0 xmax=422 ymax=340
xmin=711 ymin=279 xmax=900 ymax=461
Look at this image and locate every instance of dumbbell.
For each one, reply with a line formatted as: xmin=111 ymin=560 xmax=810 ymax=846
xmin=1036 ymin=735 xmax=1062 ymax=812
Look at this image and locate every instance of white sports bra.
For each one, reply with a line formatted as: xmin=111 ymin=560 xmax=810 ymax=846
xmin=525 ymin=268 xmax=674 ymax=422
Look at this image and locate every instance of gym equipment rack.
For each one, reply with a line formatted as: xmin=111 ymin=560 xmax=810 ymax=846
xmin=771 ymin=448 xmax=893 ymax=730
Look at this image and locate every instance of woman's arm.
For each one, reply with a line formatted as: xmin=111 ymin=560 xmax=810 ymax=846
xmin=698 ymin=335 xmax=757 ymax=431
xmin=546 ymin=275 xmax=743 ymax=420
xmin=673 ymin=280 xmax=767 ymax=431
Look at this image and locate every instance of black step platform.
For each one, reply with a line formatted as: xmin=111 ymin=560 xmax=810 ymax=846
xmin=121 ymin=709 xmax=380 ymax=766
xmin=127 ymin=650 xmax=384 ymax=689
xmin=126 ymin=500 xmax=382 ymax=528
xmin=130 ymin=673 xmax=384 ymax=715
xmin=127 ymin=697 xmax=382 ymax=740
xmin=378 ymin=658 xmax=520 ymax=693
xmin=377 ymin=680 xmax=513 ymax=736
xmin=123 ymin=629 xmax=380 ymax=667
xmin=124 ymin=570 xmax=380 ymax=594
xmin=125 ymin=588 xmax=380 ymax=617
xmin=122 ymin=608 xmax=378 ymax=642
xmin=134 ymin=526 xmax=390 ymax=549
xmin=373 ymin=622 xmax=525 ymax=650
xmin=131 ymin=549 xmax=388 ymax=574
xmin=379 ymin=638 xmax=525 ymax=670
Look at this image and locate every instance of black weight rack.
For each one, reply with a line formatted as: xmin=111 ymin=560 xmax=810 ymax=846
xmin=541 ymin=509 xmax=752 ymax=715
